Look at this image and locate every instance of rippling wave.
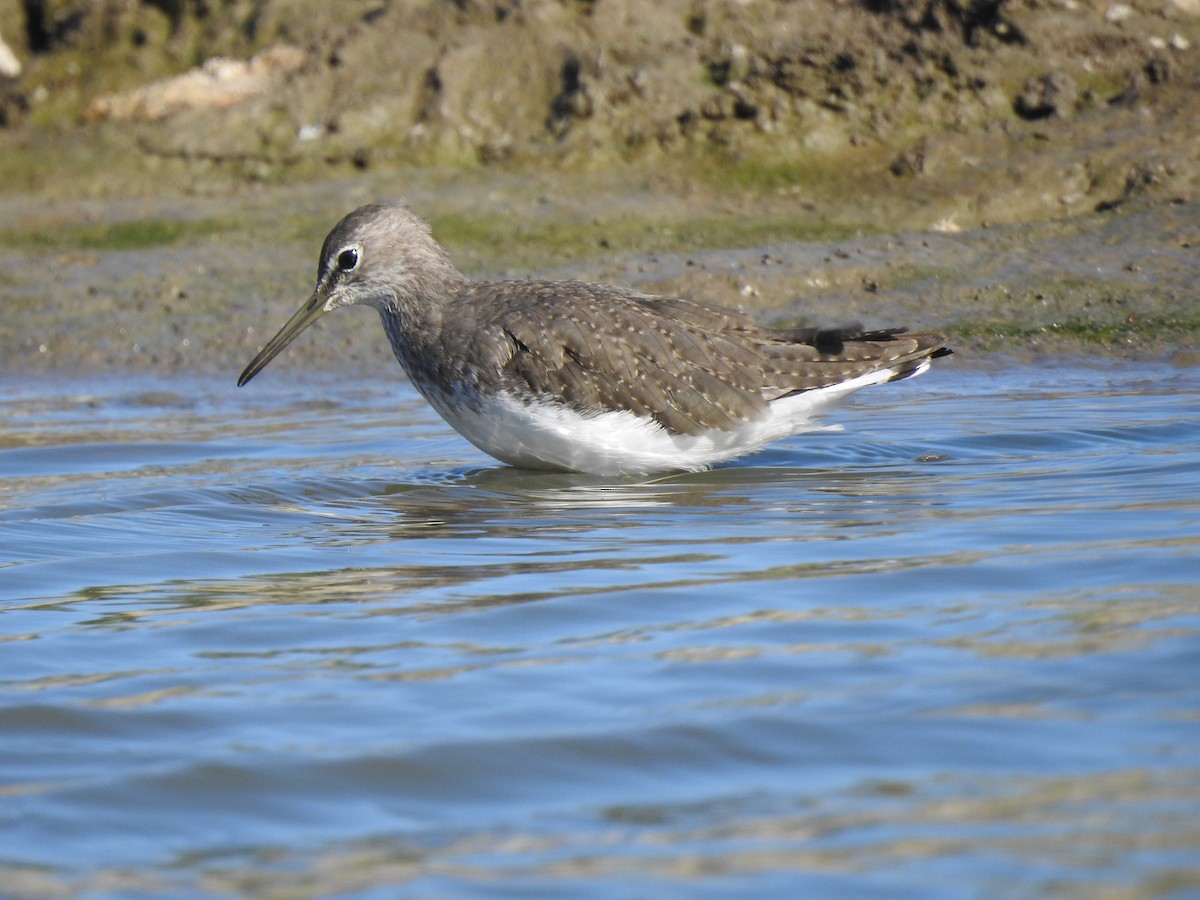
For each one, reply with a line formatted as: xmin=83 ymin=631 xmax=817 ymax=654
xmin=1 ymin=364 xmax=1198 ymax=897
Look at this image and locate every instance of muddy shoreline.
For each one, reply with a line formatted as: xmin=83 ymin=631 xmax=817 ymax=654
xmin=0 ymin=2 xmax=1196 ymax=377
xmin=0 ymin=173 xmax=1196 ymax=379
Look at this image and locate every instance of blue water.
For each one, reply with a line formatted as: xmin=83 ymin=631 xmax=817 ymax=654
xmin=1 ymin=362 xmax=1198 ymax=898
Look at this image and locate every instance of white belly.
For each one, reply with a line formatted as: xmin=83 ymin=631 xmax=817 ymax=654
xmin=418 ymin=365 xmax=922 ymax=475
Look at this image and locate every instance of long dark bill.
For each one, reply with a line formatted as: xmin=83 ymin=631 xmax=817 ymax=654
xmin=237 ymin=290 xmax=330 ymax=387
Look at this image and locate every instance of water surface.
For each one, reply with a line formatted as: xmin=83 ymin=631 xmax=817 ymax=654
xmin=2 ymin=363 xmax=1198 ymax=898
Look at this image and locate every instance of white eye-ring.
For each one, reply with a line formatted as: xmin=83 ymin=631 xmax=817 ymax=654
xmin=336 ymin=246 xmax=360 ymax=271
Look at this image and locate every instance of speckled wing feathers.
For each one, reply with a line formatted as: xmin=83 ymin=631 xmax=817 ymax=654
xmin=457 ymin=281 xmax=947 ymax=437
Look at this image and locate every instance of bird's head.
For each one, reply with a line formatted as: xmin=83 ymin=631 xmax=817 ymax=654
xmin=237 ymin=204 xmax=461 ymax=387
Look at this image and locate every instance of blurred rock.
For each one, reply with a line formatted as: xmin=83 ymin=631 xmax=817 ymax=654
xmin=0 ymin=28 xmax=21 ymax=78
xmin=84 ymin=44 xmax=307 ymax=122
xmin=1014 ymin=72 xmax=1078 ymax=120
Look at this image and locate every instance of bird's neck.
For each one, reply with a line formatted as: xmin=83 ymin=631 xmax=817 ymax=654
xmin=378 ymin=267 xmax=470 ymax=331
xmin=376 ymin=270 xmax=473 ymax=389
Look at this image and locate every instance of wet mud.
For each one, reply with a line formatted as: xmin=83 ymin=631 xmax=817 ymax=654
xmin=0 ymin=1 xmax=1196 ymax=376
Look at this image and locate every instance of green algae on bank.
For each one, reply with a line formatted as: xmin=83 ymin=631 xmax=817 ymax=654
xmin=0 ymin=216 xmax=230 ymax=252
xmin=427 ymin=209 xmax=870 ymax=276
xmin=954 ymin=314 xmax=1200 ymax=350
xmin=0 ymin=167 xmax=1195 ymax=378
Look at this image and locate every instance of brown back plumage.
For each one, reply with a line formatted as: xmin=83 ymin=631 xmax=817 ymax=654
xmin=445 ymin=281 xmax=950 ymax=436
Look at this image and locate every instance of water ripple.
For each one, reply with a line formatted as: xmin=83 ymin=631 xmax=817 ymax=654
xmin=1 ymin=364 xmax=1198 ymax=897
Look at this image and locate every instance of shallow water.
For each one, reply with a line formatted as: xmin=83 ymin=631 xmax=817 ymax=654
xmin=2 ymin=362 xmax=1198 ymax=898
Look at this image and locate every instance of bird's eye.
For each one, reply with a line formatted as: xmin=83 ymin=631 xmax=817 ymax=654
xmin=336 ymin=248 xmax=359 ymax=271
